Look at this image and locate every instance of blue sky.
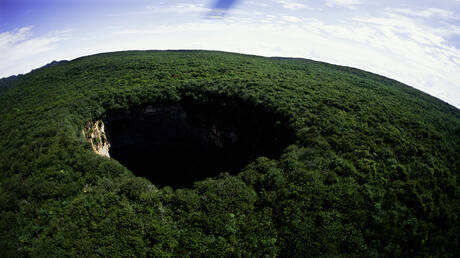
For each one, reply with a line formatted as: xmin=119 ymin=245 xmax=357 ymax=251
xmin=1 ymin=0 xmax=459 ymax=107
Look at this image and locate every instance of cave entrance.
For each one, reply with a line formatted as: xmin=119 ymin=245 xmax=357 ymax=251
xmin=103 ymin=96 xmax=294 ymax=188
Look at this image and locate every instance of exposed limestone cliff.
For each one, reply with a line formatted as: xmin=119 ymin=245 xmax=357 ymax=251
xmin=82 ymin=120 xmax=111 ymax=158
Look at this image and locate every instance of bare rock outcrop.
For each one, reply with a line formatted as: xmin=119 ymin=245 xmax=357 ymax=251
xmin=82 ymin=120 xmax=111 ymax=158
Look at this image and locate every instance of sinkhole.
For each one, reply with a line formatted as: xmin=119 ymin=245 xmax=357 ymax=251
xmin=101 ymin=96 xmax=295 ymax=188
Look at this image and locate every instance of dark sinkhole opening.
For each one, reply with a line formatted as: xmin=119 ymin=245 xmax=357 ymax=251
xmin=103 ymin=96 xmax=295 ymax=188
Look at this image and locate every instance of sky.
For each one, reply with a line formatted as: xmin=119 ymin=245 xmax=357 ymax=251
xmin=1 ymin=0 xmax=459 ymax=108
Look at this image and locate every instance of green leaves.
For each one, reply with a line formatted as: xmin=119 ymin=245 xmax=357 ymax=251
xmin=0 ymin=50 xmax=458 ymax=256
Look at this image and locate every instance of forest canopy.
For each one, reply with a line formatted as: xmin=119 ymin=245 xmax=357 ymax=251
xmin=0 ymin=50 xmax=459 ymax=257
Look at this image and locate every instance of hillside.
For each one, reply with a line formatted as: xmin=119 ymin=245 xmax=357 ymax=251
xmin=0 ymin=74 xmax=21 ymax=93
xmin=0 ymin=50 xmax=459 ymax=256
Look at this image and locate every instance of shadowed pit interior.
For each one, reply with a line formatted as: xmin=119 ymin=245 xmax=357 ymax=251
xmin=103 ymin=96 xmax=295 ymax=188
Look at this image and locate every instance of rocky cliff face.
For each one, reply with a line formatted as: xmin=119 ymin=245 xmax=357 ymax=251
xmin=82 ymin=120 xmax=111 ymax=158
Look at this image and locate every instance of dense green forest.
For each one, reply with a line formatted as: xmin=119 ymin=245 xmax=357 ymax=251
xmin=0 ymin=74 xmax=21 ymax=93
xmin=0 ymin=50 xmax=459 ymax=257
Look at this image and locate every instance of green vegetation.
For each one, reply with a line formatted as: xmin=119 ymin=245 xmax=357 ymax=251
xmin=0 ymin=50 xmax=459 ymax=256
xmin=0 ymin=74 xmax=21 ymax=93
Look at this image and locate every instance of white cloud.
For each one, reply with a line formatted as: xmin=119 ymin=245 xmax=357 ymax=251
xmin=110 ymin=3 xmax=211 ymax=16
xmin=246 ymin=1 xmax=272 ymax=8
xmin=326 ymin=14 xmax=460 ymax=107
xmin=145 ymin=3 xmax=210 ymax=14
xmin=283 ymin=16 xmax=303 ymax=23
xmin=389 ymin=8 xmax=457 ymax=20
xmin=275 ymin=0 xmax=310 ymax=10
xmin=0 ymin=26 xmax=32 ymax=48
xmin=0 ymin=27 xmax=62 ymax=77
xmin=325 ymin=0 xmax=363 ymax=9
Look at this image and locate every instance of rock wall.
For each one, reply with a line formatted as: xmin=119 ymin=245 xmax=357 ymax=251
xmin=82 ymin=120 xmax=111 ymax=158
